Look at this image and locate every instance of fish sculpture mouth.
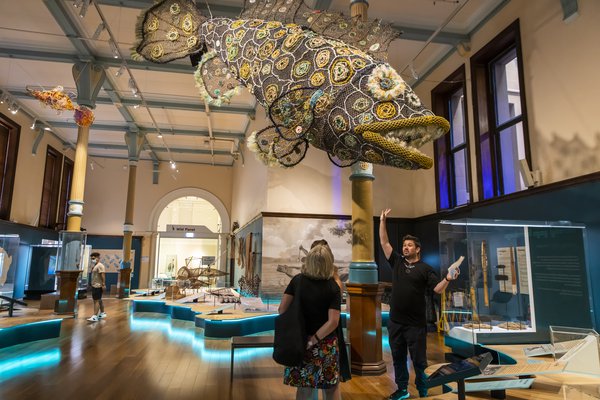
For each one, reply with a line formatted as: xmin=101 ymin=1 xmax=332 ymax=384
xmin=355 ymin=115 xmax=450 ymax=169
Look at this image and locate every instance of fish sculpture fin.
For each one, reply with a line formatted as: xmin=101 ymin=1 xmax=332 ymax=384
xmin=240 ymin=0 xmax=399 ymax=61
xmin=194 ymin=50 xmax=243 ymax=106
xmin=248 ymin=126 xmax=309 ymax=168
xmin=133 ymin=0 xmax=205 ymax=63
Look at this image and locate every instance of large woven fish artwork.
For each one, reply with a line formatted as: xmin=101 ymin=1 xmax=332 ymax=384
xmin=133 ymin=0 xmax=450 ymax=169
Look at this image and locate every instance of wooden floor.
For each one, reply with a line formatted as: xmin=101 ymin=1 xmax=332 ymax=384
xmin=0 ymin=298 xmax=573 ymax=399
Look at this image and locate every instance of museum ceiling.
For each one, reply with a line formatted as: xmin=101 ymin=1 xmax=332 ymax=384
xmin=0 ymin=0 xmax=506 ymax=170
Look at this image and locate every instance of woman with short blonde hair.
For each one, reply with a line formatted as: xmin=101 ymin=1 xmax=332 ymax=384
xmin=302 ymin=244 xmax=334 ymax=280
xmin=279 ymin=244 xmax=342 ymax=400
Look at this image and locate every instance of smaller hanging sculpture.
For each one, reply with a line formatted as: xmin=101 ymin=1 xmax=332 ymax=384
xmin=28 ymin=86 xmax=95 ymax=127
xmin=133 ymin=0 xmax=449 ymax=169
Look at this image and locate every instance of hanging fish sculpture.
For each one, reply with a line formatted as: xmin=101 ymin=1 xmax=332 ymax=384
xmin=133 ymin=0 xmax=449 ymax=169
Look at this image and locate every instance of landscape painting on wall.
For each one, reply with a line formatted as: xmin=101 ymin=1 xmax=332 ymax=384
xmin=261 ymin=216 xmax=352 ymax=299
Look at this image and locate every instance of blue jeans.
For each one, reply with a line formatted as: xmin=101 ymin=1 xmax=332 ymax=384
xmin=387 ymin=320 xmax=428 ymax=392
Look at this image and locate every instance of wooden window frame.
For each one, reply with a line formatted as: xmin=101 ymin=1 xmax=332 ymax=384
xmin=470 ymin=19 xmax=531 ymax=200
xmin=432 ymin=65 xmax=472 ymax=210
xmin=0 ymin=112 xmax=20 ymax=220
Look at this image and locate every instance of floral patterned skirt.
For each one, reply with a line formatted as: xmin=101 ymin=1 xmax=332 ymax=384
xmin=283 ymin=334 xmax=339 ymax=389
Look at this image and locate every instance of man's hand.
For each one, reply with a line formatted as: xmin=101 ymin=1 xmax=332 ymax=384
xmin=446 ymin=255 xmax=464 ymax=281
xmin=380 ymin=208 xmax=391 ymax=221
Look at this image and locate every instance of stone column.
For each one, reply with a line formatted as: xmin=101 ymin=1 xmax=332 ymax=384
xmin=347 ymin=162 xmax=386 ymax=375
xmin=55 ymin=62 xmax=104 ymax=315
xmin=118 ymin=130 xmax=145 ymax=298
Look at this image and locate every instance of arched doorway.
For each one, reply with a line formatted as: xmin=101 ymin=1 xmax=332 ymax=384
xmin=147 ymin=188 xmax=230 ymax=288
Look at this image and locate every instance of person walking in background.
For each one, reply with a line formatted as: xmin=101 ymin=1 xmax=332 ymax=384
xmin=379 ymin=209 xmax=456 ymax=399
xmin=279 ymin=244 xmax=342 ymax=400
xmin=87 ymin=252 xmax=107 ymax=322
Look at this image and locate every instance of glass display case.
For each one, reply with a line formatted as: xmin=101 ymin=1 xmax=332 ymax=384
xmin=27 ymin=244 xmax=59 ymax=296
xmin=439 ymin=219 xmax=593 ymax=345
xmin=56 ymin=231 xmax=87 ymax=271
xmin=0 ymin=234 xmax=20 ymax=299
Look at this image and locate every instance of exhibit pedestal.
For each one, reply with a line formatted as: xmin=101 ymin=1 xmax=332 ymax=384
xmin=117 ymin=268 xmax=132 ymax=299
xmin=54 ymin=270 xmax=82 ymax=315
xmin=346 ymin=282 xmax=386 ymax=375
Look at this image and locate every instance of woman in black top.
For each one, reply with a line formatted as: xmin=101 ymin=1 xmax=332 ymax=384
xmin=279 ymin=244 xmax=342 ymax=400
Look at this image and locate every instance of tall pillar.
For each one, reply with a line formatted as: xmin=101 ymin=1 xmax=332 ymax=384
xmin=118 ymin=130 xmax=145 ymax=298
xmin=347 ymin=162 xmax=386 ymax=375
xmin=350 ymin=0 xmax=369 ymax=21
xmin=55 ymin=62 xmax=104 ymax=315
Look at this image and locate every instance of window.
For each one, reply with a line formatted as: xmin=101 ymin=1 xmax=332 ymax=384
xmin=471 ymin=20 xmax=531 ymax=200
xmin=432 ymin=66 xmax=471 ymax=210
xmin=0 ymin=113 xmax=20 ymax=220
xmin=39 ymin=145 xmax=73 ymax=229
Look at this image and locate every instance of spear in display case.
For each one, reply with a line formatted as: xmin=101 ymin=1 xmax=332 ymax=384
xmin=481 ymin=241 xmax=490 ymax=307
xmin=510 ymin=247 xmax=518 ymax=295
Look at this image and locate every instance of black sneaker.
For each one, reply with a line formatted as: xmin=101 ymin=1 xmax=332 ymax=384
xmin=418 ymin=389 xmax=428 ymax=398
xmin=388 ymin=389 xmax=410 ymax=400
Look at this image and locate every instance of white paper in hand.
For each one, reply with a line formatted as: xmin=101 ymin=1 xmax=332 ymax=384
xmin=448 ymin=255 xmax=465 ymax=279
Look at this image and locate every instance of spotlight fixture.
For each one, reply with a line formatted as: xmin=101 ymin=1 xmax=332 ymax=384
xmin=10 ymin=103 xmax=19 ymax=115
xmin=0 ymin=92 xmax=7 ymax=104
xmin=31 ymin=118 xmax=37 ymax=130
xmin=92 ymin=22 xmax=105 ymax=40
xmin=157 ymin=133 xmax=163 ymax=138
xmin=133 ymin=104 xmax=140 ymax=109
xmin=115 ymin=64 xmax=125 ymax=77
xmin=79 ymin=0 xmax=90 ymax=18
xmin=109 ymin=40 xmax=120 ymax=59
xmin=409 ymin=64 xmax=419 ymax=80
xmin=73 ymin=0 xmax=83 ymax=8
xmin=128 ymin=78 xmax=138 ymax=96
xmin=170 ymin=161 xmax=177 ymax=169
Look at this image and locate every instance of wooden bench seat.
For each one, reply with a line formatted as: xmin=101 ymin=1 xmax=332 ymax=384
xmin=230 ymin=335 xmax=274 ymax=382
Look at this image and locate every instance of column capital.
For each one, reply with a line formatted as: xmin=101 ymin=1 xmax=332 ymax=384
xmin=350 ymin=162 xmax=374 ymax=181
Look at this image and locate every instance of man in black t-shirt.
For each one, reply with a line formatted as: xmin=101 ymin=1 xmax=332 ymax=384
xmin=379 ymin=209 xmax=456 ymax=400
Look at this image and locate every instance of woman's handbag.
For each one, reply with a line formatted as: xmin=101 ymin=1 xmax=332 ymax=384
xmin=273 ymin=276 xmax=306 ymax=367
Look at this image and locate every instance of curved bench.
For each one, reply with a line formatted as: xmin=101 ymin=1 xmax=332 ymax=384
xmin=0 ymin=319 xmax=62 ymax=349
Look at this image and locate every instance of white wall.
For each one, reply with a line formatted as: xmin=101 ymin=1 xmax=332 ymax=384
xmin=414 ymin=0 xmax=600 ymax=216
xmin=81 ymin=157 xmax=233 ymax=235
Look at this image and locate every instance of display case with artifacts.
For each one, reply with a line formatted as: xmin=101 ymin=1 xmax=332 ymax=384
xmin=439 ymin=219 xmax=593 ymax=345
xmin=0 ymin=235 xmax=20 ymax=300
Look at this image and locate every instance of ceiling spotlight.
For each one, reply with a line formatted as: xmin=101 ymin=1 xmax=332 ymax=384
xmin=171 ymin=162 xmax=177 ymax=170
xmin=0 ymin=92 xmax=7 ymax=104
xmin=109 ymin=40 xmax=120 ymax=59
xmin=157 ymin=133 xmax=163 ymax=138
xmin=115 ymin=64 xmax=125 ymax=77
xmin=92 ymin=22 xmax=105 ymax=40
xmin=133 ymin=104 xmax=140 ymax=109
xmin=79 ymin=0 xmax=90 ymax=18
xmin=44 ymin=126 xmax=52 ymax=131
xmin=90 ymin=161 xmax=94 ymax=170
xmin=409 ymin=64 xmax=419 ymax=80
xmin=31 ymin=118 xmax=37 ymax=130
xmin=73 ymin=0 xmax=83 ymax=8
xmin=10 ymin=103 xmax=19 ymax=115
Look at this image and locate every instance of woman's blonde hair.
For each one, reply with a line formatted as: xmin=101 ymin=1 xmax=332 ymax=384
xmin=302 ymin=244 xmax=334 ymax=280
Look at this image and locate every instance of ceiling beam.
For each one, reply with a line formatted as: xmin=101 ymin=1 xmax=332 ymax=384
xmin=8 ymin=90 xmax=253 ymax=115
xmin=95 ymin=0 xmax=465 ymax=45
xmin=89 ymin=142 xmax=234 ymax=156
xmin=96 ymin=0 xmax=242 ymax=17
xmin=46 ymin=120 xmax=246 ymax=139
xmin=395 ymin=25 xmax=468 ymax=46
xmin=0 ymin=47 xmax=195 ymax=75
xmin=87 ymin=152 xmax=234 ymax=167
